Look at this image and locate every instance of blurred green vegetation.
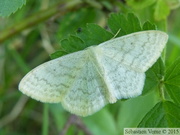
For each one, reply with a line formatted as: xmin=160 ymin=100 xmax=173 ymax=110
xmin=0 ymin=0 xmax=180 ymax=135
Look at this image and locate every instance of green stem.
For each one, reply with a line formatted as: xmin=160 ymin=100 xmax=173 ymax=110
xmin=0 ymin=0 xmax=82 ymax=44
xmin=159 ymin=19 xmax=168 ymax=101
xmin=159 ymin=79 xmax=165 ymax=101
xmin=42 ymin=104 xmax=49 ymax=135
xmin=161 ymin=20 xmax=167 ymax=63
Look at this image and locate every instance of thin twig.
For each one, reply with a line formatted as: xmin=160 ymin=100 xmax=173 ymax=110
xmin=75 ymin=116 xmax=92 ymax=135
xmin=40 ymin=25 xmax=55 ymax=54
xmin=59 ymin=115 xmax=92 ymax=135
xmin=59 ymin=115 xmax=74 ymax=135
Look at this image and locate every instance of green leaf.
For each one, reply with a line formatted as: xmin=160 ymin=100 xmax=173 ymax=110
xmin=143 ymin=58 xmax=165 ymax=95
xmin=52 ymin=24 xmax=113 ymax=59
xmin=61 ymin=35 xmax=86 ymax=53
xmin=165 ymin=84 xmax=180 ymax=105
xmin=76 ymin=23 xmax=113 ymax=47
xmin=52 ymin=23 xmax=114 ymax=59
xmin=138 ymin=101 xmax=180 ymax=127
xmin=83 ymin=108 xmax=117 ymax=135
xmin=166 ymin=34 xmax=180 ymax=66
xmin=108 ymin=13 xmax=142 ymax=37
xmin=52 ymin=13 xmax=157 ymax=64
xmin=117 ymin=90 xmax=158 ymax=134
xmin=164 ymin=57 xmax=180 ymax=104
xmin=50 ymin=35 xmax=86 ymax=59
xmin=50 ymin=51 xmax=67 ymax=59
xmin=0 ymin=0 xmax=26 ymax=17
xmin=165 ymin=57 xmax=180 ymax=86
xmin=127 ymin=0 xmax=156 ymax=10
xmin=49 ymin=104 xmax=66 ymax=130
xmin=143 ymin=21 xmax=157 ymax=30
xmin=154 ymin=0 xmax=170 ymax=20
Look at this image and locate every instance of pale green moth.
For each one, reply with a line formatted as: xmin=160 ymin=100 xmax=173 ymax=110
xmin=19 ymin=30 xmax=168 ymax=116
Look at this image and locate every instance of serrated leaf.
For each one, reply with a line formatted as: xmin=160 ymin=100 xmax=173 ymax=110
xmin=108 ymin=13 xmax=127 ymax=36
xmin=154 ymin=0 xmax=170 ymax=20
xmin=138 ymin=101 xmax=180 ymax=127
xmin=108 ymin=13 xmax=142 ymax=37
xmin=76 ymin=23 xmax=113 ymax=46
xmin=143 ymin=58 xmax=165 ymax=95
xmin=61 ymin=35 xmax=86 ymax=53
xmin=54 ymin=13 xmax=158 ymax=60
xmin=164 ymin=57 xmax=180 ymax=104
xmin=127 ymin=0 xmax=156 ymax=10
xmin=50 ymin=51 xmax=67 ymax=59
xmin=52 ymin=24 xmax=113 ymax=59
xmin=143 ymin=21 xmax=157 ymax=30
xmin=127 ymin=13 xmax=142 ymax=32
xmin=0 ymin=0 xmax=26 ymax=17
xmin=50 ymin=35 xmax=86 ymax=59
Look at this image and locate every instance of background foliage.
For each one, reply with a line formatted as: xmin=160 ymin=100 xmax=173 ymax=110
xmin=0 ymin=0 xmax=180 ymax=135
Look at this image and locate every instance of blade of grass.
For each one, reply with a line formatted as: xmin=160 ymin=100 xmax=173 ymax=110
xmin=42 ymin=103 xmax=49 ymax=135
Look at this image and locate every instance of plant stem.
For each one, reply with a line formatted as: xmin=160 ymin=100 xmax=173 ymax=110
xmin=161 ymin=20 xmax=167 ymax=64
xmin=42 ymin=104 xmax=49 ymax=135
xmin=59 ymin=115 xmax=92 ymax=135
xmin=159 ymin=19 xmax=167 ymax=101
xmin=159 ymin=78 xmax=165 ymax=101
xmin=0 ymin=0 xmax=82 ymax=44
